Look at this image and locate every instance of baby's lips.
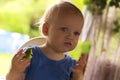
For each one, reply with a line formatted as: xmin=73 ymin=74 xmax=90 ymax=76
xmin=64 ymin=41 xmax=72 ymax=46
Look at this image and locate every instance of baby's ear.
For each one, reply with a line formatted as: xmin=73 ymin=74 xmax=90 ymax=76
xmin=42 ymin=22 xmax=49 ymax=36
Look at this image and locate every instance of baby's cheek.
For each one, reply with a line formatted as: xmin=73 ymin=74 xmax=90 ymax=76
xmin=72 ymin=42 xmax=77 ymax=50
xmin=74 ymin=40 xmax=79 ymax=46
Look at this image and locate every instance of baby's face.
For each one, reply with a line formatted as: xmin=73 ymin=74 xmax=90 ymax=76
xmin=47 ymin=14 xmax=84 ymax=53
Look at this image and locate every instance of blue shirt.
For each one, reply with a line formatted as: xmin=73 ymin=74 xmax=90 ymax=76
xmin=24 ymin=46 xmax=76 ymax=80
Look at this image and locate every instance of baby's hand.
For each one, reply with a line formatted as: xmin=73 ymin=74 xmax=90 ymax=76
xmin=10 ymin=49 xmax=31 ymax=73
xmin=71 ymin=54 xmax=88 ymax=80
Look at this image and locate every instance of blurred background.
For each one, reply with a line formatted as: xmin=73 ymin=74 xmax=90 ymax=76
xmin=0 ymin=0 xmax=120 ymax=80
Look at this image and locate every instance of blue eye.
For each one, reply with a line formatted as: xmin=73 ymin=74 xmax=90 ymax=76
xmin=60 ymin=27 xmax=68 ymax=32
xmin=74 ymin=32 xmax=80 ymax=36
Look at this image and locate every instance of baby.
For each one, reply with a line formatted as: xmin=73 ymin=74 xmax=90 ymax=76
xmin=6 ymin=1 xmax=87 ymax=80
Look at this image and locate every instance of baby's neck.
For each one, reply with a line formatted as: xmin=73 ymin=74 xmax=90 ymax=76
xmin=40 ymin=46 xmax=65 ymax=61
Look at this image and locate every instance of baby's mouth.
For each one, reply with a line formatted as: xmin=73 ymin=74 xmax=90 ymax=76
xmin=64 ymin=41 xmax=72 ymax=47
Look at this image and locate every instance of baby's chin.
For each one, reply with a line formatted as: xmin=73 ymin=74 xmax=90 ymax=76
xmin=65 ymin=45 xmax=75 ymax=51
xmin=57 ymin=45 xmax=75 ymax=53
xmin=64 ymin=47 xmax=75 ymax=52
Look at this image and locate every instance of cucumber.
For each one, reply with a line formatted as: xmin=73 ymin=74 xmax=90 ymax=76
xmin=22 ymin=47 xmax=33 ymax=59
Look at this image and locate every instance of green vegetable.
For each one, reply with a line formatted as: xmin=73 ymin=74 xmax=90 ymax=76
xmin=22 ymin=47 xmax=33 ymax=59
xmin=81 ymin=41 xmax=91 ymax=55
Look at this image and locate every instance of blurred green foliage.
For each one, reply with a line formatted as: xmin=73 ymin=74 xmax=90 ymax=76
xmin=0 ymin=53 xmax=12 ymax=76
xmin=83 ymin=0 xmax=120 ymax=14
xmin=72 ymin=0 xmax=84 ymax=10
xmin=0 ymin=0 xmax=58 ymax=37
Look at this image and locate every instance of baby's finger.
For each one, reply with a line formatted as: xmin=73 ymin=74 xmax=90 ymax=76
xmin=13 ymin=49 xmax=25 ymax=62
xmin=80 ymin=54 xmax=88 ymax=60
xmin=22 ymin=58 xmax=31 ymax=66
xmin=78 ymin=54 xmax=88 ymax=64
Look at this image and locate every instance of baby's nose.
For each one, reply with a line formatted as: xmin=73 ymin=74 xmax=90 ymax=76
xmin=66 ymin=32 xmax=74 ymax=39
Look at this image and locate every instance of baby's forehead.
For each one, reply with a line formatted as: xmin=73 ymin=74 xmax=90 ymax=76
xmin=51 ymin=2 xmax=84 ymax=21
xmin=41 ymin=1 xmax=84 ymax=26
